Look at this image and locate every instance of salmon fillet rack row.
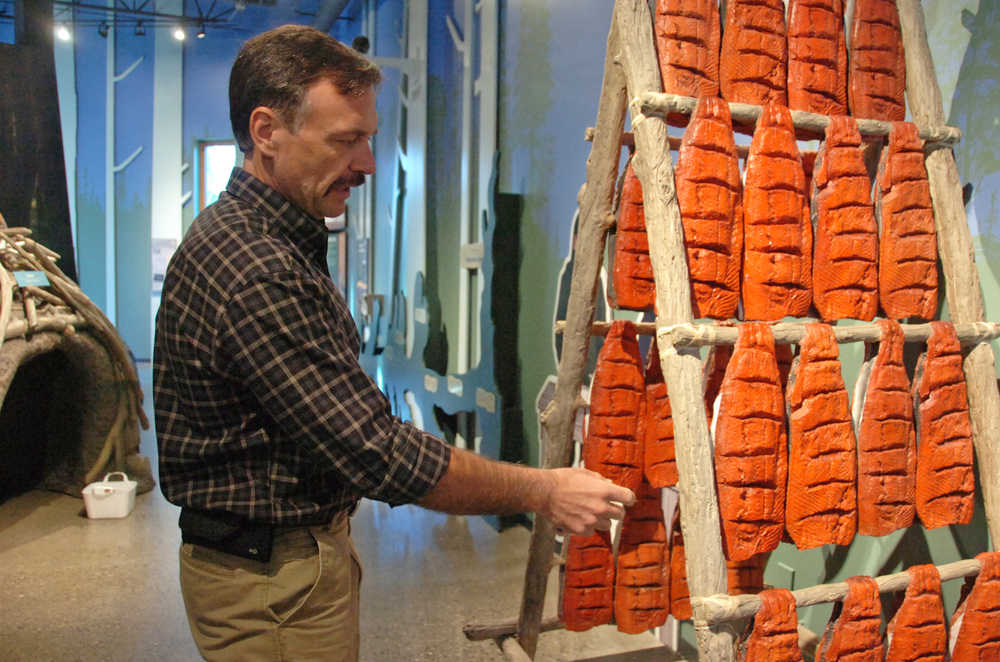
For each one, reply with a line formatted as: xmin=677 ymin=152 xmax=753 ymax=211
xmin=610 ymin=99 xmax=938 ymax=325
xmin=562 ymin=488 xmax=768 ymax=632
xmin=655 ymin=0 xmax=905 ymax=124
xmin=733 ymin=553 xmax=1000 ymax=662
xmin=585 ymin=319 xmax=975 ymax=566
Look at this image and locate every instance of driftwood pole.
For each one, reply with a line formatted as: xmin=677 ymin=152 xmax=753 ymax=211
xmin=897 ymin=0 xmax=1000 ymax=544
xmin=515 ymin=18 xmax=628 ymax=659
xmin=615 ymin=0 xmax=736 ymax=660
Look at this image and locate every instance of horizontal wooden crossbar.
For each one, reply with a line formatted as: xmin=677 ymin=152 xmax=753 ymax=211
xmin=637 ymin=92 xmax=963 ymax=145
xmin=692 ymin=557 xmax=982 ymax=625
xmin=463 ymin=616 xmax=564 ymax=642
xmin=553 ymin=320 xmax=1000 ymax=347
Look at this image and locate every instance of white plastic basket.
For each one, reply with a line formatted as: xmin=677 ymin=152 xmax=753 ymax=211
xmin=82 ymin=472 xmax=137 ymax=519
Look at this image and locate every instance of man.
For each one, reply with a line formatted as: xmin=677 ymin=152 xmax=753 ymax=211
xmin=154 ymin=24 xmax=634 ymax=662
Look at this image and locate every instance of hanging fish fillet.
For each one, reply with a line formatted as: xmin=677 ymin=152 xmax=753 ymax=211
xmin=816 ymin=576 xmax=884 ymax=662
xmin=584 ymin=320 xmax=645 ymax=492
xmin=811 ymin=115 xmax=879 ymax=322
xmin=669 ymin=508 xmax=692 ymax=620
xmin=785 ymin=323 xmax=857 ymax=549
xmin=714 ymin=322 xmax=787 ymax=562
xmin=848 ymin=0 xmax=906 ymax=121
xmin=720 ymin=0 xmax=788 ymax=107
xmin=655 ymin=0 xmax=721 ymax=126
xmin=644 ymin=339 xmax=678 ymax=487
xmin=913 ymin=322 xmax=975 ymax=529
xmin=950 ymin=552 xmax=1000 ymax=661
xmin=728 ymin=552 xmax=769 ymax=596
xmin=742 ymin=103 xmax=812 ymax=321
xmin=787 ymin=0 xmax=848 ymax=116
xmin=884 ymin=564 xmax=947 ymax=662
xmin=615 ymin=481 xmax=670 ymax=634
xmin=740 ymin=589 xmax=805 ymax=662
xmin=675 ymin=96 xmax=743 ymax=320
xmin=562 ymin=530 xmax=615 ymax=631
xmin=876 ymin=122 xmax=939 ymax=321
xmin=854 ymin=319 xmax=916 ymax=537
xmin=611 ymin=163 xmax=655 ymax=311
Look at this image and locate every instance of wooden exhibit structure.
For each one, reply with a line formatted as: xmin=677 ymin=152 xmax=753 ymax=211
xmin=464 ymin=0 xmax=1000 ymax=660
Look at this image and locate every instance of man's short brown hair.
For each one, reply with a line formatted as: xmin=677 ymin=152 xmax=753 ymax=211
xmin=229 ymin=24 xmax=382 ymax=154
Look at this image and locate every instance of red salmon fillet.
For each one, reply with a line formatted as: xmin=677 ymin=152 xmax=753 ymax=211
xmin=562 ymin=530 xmax=615 ymax=631
xmin=611 ymin=163 xmax=655 ymax=311
xmin=787 ymin=0 xmax=848 ymax=116
xmin=615 ymin=481 xmax=670 ymax=634
xmin=856 ymin=319 xmax=916 ymax=536
xmin=644 ymin=339 xmax=678 ymax=487
xmin=785 ymin=323 xmax=857 ymax=549
xmin=848 ymin=0 xmax=906 ymax=121
xmin=676 ymin=96 xmax=744 ymax=320
xmin=811 ymin=115 xmax=879 ymax=322
xmin=584 ymin=320 xmax=645 ymax=492
xmin=950 ymin=552 xmax=1000 ymax=661
xmin=876 ymin=122 xmax=939 ymax=321
xmin=655 ymin=0 xmax=721 ymax=127
xmin=914 ymin=322 xmax=975 ymax=529
xmin=742 ymin=103 xmax=812 ymax=321
xmin=714 ymin=322 xmax=788 ymax=562
xmin=720 ymin=0 xmax=788 ymax=107
xmin=741 ymin=589 xmax=805 ymax=662
xmin=816 ymin=576 xmax=884 ymax=662
xmin=885 ymin=564 xmax=947 ymax=662
xmin=728 ymin=552 xmax=769 ymax=596
xmin=669 ymin=508 xmax=692 ymax=620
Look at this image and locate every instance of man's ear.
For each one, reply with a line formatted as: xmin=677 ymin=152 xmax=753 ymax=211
xmin=248 ymin=106 xmax=282 ymax=158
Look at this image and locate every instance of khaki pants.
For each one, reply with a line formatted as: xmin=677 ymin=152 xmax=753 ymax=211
xmin=179 ymin=514 xmax=362 ymax=661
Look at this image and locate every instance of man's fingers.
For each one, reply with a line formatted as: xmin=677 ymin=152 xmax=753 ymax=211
xmin=610 ymin=485 xmax=636 ymax=507
xmin=605 ymin=500 xmax=626 ymax=521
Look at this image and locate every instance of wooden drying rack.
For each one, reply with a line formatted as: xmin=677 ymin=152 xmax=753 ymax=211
xmin=464 ymin=0 xmax=1000 ymax=659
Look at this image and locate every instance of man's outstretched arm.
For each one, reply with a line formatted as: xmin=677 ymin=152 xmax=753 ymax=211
xmin=417 ymin=447 xmax=636 ymax=535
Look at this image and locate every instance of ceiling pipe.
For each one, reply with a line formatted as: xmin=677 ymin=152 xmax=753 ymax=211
xmin=312 ymin=0 xmax=350 ymax=33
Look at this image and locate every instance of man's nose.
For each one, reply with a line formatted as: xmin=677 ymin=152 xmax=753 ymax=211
xmin=353 ymin=139 xmax=376 ymax=175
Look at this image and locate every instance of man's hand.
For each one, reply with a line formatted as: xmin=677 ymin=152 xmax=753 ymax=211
xmin=540 ymin=467 xmax=636 ymax=536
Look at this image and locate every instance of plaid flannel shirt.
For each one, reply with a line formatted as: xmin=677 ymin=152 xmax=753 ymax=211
xmin=153 ymin=168 xmax=451 ymax=525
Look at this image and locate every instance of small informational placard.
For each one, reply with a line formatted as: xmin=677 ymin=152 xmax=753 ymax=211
xmin=460 ymin=242 xmax=484 ymax=270
xmin=475 ymin=387 xmax=497 ymax=414
xmin=414 ymin=307 xmax=427 ymax=324
xmin=423 ymin=374 xmax=439 ymax=393
xmin=13 ymin=271 xmax=50 ymax=288
xmin=447 ymin=375 xmax=463 ymax=397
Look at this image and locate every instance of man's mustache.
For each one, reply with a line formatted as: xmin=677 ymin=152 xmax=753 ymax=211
xmin=339 ymin=173 xmax=366 ymax=188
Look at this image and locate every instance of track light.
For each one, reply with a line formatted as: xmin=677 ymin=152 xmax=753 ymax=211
xmin=97 ymin=21 xmax=108 ymax=38
xmin=54 ymin=24 xmax=71 ymax=42
xmin=173 ymin=26 xmax=185 ymax=40
xmin=135 ymin=20 xmax=145 ymax=36
xmin=196 ymin=23 xmax=206 ymax=38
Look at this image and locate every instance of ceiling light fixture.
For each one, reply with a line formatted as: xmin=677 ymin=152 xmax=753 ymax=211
xmin=54 ymin=24 xmax=72 ymax=41
xmin=173 ymin=26 xmax=185 ymax=41
xmin=97 ymin=21 xmax=108 ymax=38
xmin=135 ymin=20 xmax=145 ymax=36
xmin=196 ymin=23 xmax=206 ymax=38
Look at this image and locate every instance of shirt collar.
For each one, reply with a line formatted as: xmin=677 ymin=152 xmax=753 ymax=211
xmin=225 ymin=167 xmax=329 ymax=268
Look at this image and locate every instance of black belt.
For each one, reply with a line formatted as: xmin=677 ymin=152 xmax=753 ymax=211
xmin=179 ymin=508 xmax=277 ymax=562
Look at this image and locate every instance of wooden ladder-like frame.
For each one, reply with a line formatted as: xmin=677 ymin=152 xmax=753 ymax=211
xmin=464 ymin=0 xmax=1000 ymax=659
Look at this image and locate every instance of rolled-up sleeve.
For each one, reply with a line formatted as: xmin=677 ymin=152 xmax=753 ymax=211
xmin=214 ymin=269 xmax=451 ymax=505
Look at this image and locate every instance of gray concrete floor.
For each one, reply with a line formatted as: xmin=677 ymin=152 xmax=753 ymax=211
xmin=0 ymin=364 xmax=682 ymax=661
